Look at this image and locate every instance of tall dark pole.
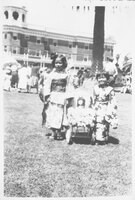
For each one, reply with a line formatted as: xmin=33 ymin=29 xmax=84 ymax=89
xmin=92 ymin=6 xmax=105 ymax=74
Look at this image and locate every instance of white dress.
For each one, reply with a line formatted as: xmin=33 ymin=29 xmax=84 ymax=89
xmin=18 ymin=67 xmax=29 ymax=89
xmin=3 ymin=69 xmax=11 ymax=91
xmin=93 ymin=85 xmax=118 ymax=141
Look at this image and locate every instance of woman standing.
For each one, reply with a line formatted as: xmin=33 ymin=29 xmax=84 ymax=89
xmin=3 ymin=66 xmax=12 ymax=91
xmin=18 ymin=64 xmax=29 ymax=93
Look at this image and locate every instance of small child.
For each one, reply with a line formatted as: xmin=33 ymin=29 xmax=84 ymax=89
xmin=93 ymin=71 xmax=118 ymax=143
xmin=121 ymin=73 xmax=132 ymax=94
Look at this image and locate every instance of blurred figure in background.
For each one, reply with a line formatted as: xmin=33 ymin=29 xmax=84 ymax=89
xmin=18 ymin=64 xmax=29 ymax=93
xmin=26 ymin=64 xmax=32 ymax=93
xmin=77 ymin=69 xmax=84 ymax=86
xmin=3 ymin=66 xmax=12 ymax=91
xmin=11 ymin=64 xmax=18 ymax=89
xmin=38 ymin=64 xmax=53 ymax=126
xmin=104 ymin=56 xmax=118 ymax=86
xmin=29 ymin=64 xmax=40 ymax=93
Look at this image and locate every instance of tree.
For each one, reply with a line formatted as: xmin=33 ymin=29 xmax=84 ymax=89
xmin=92 ymin=6 xmax=105 ymax=74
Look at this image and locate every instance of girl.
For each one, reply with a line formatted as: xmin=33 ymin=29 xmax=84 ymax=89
xmin=93 ymin=71 xmax=118 ymax=144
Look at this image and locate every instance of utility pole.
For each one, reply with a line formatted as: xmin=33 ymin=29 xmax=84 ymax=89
xmin=92 ymin=6 xmax=105 ymax=74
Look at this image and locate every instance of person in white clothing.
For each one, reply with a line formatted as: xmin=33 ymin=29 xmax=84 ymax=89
xmin=26 ymin=65 xmax=32 ymax=93
xmin=18 ymin=64 xmax=30 ymax=92
xmin=3 ymin=67 xmax=12 ymax=91
xmin=93 ymin=70 xmax=118 ymax=144
xmin=103 ymin=56 xmax=118 ymax=86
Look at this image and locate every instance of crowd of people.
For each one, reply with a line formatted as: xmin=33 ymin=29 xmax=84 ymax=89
xmin=2 ymin=60 xmax=90 ymax=94
xmin=3 ymin=63 xmax=40 ymax=93
xmin=3 ymin=53 xmax=125 ymax=95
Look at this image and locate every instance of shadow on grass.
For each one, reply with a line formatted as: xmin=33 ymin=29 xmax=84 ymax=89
xmin=72 ymin=138 xmax=91 ymax=145
xmin=72 ymin=136 xmax=119 ymax=145
xmin=108 ymin=136 xmax=119 ymax=144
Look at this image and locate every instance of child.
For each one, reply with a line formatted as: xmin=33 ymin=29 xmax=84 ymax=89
xmin=93 ymin=71 xmax=118 ymax=144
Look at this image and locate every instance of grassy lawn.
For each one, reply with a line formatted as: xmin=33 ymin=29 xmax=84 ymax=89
xmin=3 ymin=90 xmax=132 ymax=197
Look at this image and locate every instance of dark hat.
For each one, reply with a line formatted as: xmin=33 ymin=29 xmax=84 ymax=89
xmin=96 ymin=70 xmax=109 ymax=80
xmin=51 ymin=52 xmax=58 ymax=60
xmin=107 ymin=56 xmax=114 ymax=62
xmin=51 ymin=53 xmax=58 ymax=68
xmin=23 ymin=64 xmax=27 ymax=67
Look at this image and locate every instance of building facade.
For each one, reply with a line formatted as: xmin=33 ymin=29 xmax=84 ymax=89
xmin=2 ymin=5 xmax=115 ymax=68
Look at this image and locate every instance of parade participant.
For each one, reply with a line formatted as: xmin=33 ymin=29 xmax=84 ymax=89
xmin=39 ymin=65 xmax=52 ymax=126
xmin=3 ymin=66 xmax=12 ymax=91
xmin=121 ymin=72 xmax=132 ymax=94
xmin=93 ymin=70 xmax=118 ymax=144
xmin=120 ymin=57 xmax=132 ymax=94
xmin=77 ymin=69 xmax=84 ymax=86
xmin=104 ymin=56 xmax=118 ymax=86
xmin=66 ymin=69 xmax=79 ymax=91
xmin=72 ymin=74 xmax=80 ymax=89
xmin=29 ymin=64 xmax=40 ymax=93
xmin=39 ymin=53 xmax=69 ymax=133
xmin=46 ymin=54 xmax=69 ymax=139
xmin=18 ymin=64 xmax=30 ymax=93
xmin=11 ymin=64 xmax=18 ymax=88
xmin=26 ymin=64 xmax=32 ymax=93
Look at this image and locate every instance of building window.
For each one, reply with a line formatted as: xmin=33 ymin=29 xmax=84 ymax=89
xmin=73 ymin=42 xmax=77 ymax=48
xmin=13 ymin=49 xmax=16 ymax=54
xmin=25 ymin=35 xmax=29 ymax=40
xmin=12 ymin=11 xmax=19 ymax=20
xmin=24 ymin=48 xmax=28 ymax=54
xmin=69 ymin=44 xmax=72 ymax=48
xmin=36 ymin=51 xmax=41 ymax=56
xmin=84 ymin=57 xmax=88 ymax=61
xmin=4 ymin=11 xmax=8 ymax=19
xmin=54 ymin=43 xmax=57 ymax=46
xmin=77 ymin=6 xmax=80 ymax=11
xmin=4 ymin=34 xmax=7 ymax=39
xmin=89 ymin=43 xmax=93 ymax=49
xmin=85 ymin=46 xmax=88 ymax=50
xmin=37 ymin=39 xmax=41 ymax=44
xmin=45 ymin=41 xmax=48 ymax=45
xmin=22 ymin=14 xmax=25 ymax=22
xmin=68 ymin=54 xmax=72 ymax=59
xmin=4 ymin=46 xmax=7 ymax=52
xmin=88 ymin=6 xmax=90 ymax=11
xmin=13 ymin=34 xmax=18 ymax=40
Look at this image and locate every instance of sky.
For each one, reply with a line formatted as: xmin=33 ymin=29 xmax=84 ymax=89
xmin=2 ymin=0 xmax=135 ymax=55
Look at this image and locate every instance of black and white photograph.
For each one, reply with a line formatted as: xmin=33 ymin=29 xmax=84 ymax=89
xmin=1 ymin=0 xmax=135 ymax=198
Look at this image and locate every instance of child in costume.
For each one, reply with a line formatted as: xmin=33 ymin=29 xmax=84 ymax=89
xmin=93 ymin=71 xmax=118 ymax=144
xmin=39 ymin=53 xmax=70 ymax=139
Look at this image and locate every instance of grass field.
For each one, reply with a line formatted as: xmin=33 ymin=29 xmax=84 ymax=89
xmin=3 ymin=90 xmax=132 ymax=197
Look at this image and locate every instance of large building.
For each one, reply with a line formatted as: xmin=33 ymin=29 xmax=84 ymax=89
xmin=2 ymin=4 xmax=115 ymax=68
